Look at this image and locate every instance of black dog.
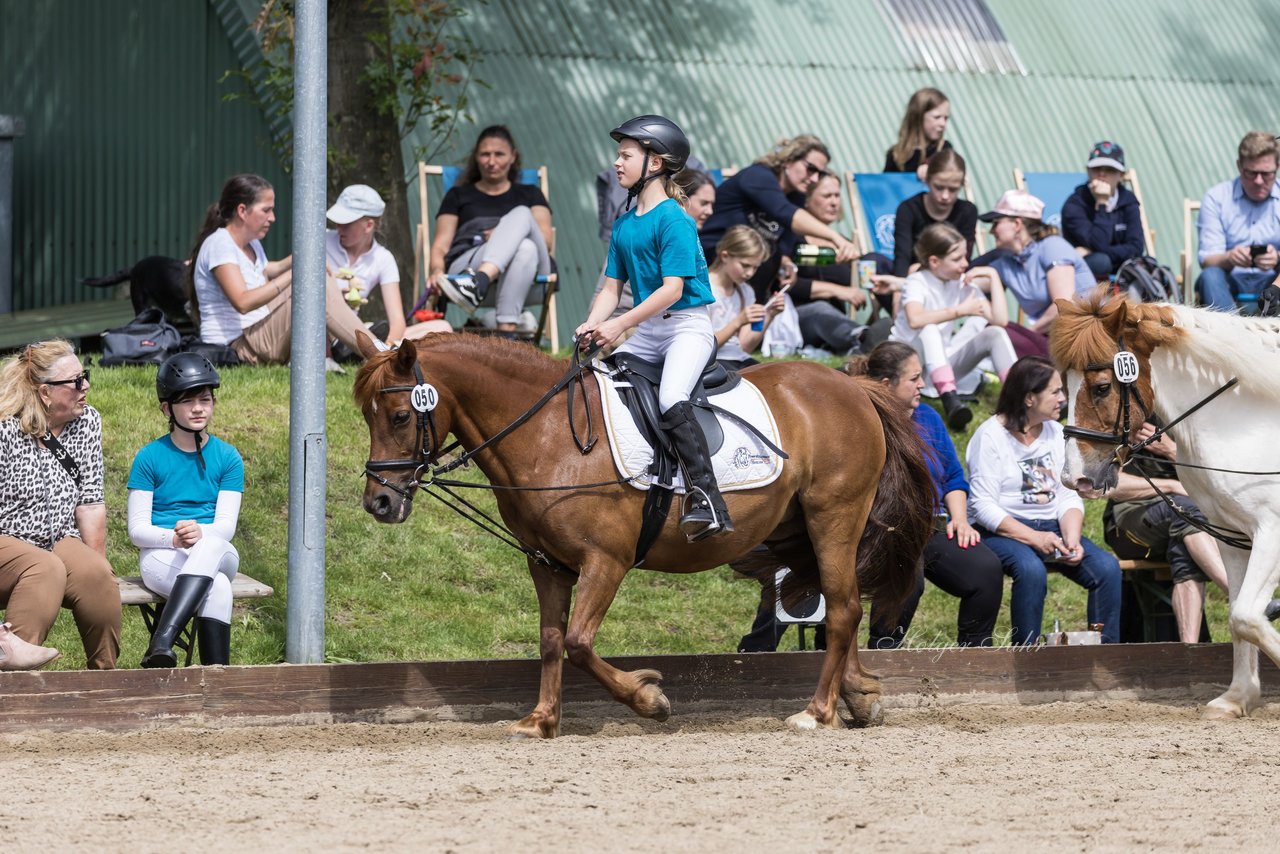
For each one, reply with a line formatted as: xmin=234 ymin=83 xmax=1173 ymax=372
xmin=81 ymin=256 xmax=191 ymax=326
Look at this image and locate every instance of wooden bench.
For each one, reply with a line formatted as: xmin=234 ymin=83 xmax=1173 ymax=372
xmin=0 ymin=299 xmax=137 ymax=351
xmin=116 ymin=573 xmax=275 ymax=666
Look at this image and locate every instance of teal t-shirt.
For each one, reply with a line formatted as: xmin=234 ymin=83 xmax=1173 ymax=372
xmin=127 ymin=435 xmax=245 ymax=527
xmin=605 ymin=198 xmax=713 ymax=310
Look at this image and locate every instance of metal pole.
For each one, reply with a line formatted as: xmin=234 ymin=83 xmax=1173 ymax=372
xmin=0 ymin=115 xmax=25 ymax=315
xmin=286 ymin=0 xmax=327 ymax=663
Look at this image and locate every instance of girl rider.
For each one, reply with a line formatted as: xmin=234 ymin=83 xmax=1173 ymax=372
xmin=577 ymin=115 xmax=731 ymax=541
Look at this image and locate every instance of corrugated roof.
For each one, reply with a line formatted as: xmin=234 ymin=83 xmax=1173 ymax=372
xmin=402 ymin=0 xmax=1280 ymax=331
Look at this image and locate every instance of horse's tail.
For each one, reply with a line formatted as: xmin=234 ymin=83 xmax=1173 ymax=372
xmin=854 ymin=379 xmax=933 ymax=616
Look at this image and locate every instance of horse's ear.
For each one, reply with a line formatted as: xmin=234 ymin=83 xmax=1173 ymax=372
xmin=394 ymin=338 xmax=418 ymax=372
xmin=355 ymin=331 xmax=380 ymax=360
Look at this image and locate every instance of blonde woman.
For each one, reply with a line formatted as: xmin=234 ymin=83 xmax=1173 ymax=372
xmin=701 ymin=134 xmax=857 ymax=302
xmin=0 ymin=340 xmax=120 ymax=669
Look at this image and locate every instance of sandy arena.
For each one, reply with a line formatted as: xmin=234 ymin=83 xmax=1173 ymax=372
xmin=5 ymin=697 xmax=1279 ymax=851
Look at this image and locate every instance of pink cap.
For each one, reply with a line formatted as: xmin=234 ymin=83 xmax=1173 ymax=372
xmin=978 ymin=189 xmax=1046 ymax=222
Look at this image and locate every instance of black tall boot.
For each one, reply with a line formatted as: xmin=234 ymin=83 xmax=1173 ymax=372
xmin=196 ymin=618 xmax=231 ymax=666
xmin=661 ymin=401 xmax=734 ymax=542
xmin=141 ymin=574 xmax=212 ymax=669
xmin=939 ymin=390 xmax=973 ymax=432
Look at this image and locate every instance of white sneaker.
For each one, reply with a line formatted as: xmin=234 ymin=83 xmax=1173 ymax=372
xmin=516 ymin=310 xmax=538 ymax=334
xmin=324 ymin=356 xmax=346 ymax=374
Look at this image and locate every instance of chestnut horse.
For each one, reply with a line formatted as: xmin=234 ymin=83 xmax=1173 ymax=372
xmin=1051 ymin=294 xmax=1280 ymax=719
xmin=354 ymin=334 xmax=932 ymax=737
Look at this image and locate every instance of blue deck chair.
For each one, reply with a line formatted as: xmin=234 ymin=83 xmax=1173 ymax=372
xmin=1014 ymin=168 xmax=1156 ymax=254
xmin=411 ymin=162 xmax=559 ymax=350
xmin=845 ymin=172 xmax=928 ymax=257
xmin=707 ymin=166 xmax=738 ymax=187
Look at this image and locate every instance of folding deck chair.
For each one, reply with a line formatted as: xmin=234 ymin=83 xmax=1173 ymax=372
xmin=411 ymin=162 xmax=559 ymax=350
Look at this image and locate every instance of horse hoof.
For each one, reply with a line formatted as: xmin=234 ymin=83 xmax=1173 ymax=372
xmin=847 ymin=695 xmax=885 ymax=728
xmin=1202 ymin=700 xmax=1247 ymax=721
xmin=635 ymin=683 xmax=671 ymax=722
xmin=786 ymin=711 xmax=820 ymax=732
xmin=507 ymin=716 xmax=558 ymax=739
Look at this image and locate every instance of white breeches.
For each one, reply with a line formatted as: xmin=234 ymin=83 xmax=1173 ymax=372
xmin=139 ymin=535 xmax=240 ymax=624
xmin=615 ymin=306 xmax=715 ymax=413
xmin=915 ymin=320 xmax=1017 ymax=379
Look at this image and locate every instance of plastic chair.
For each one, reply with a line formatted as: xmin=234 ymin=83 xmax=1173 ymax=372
xmin=1013 ymin=168 xmax=1156 ymax=254
xmin=411 ymin=162 xmax=559 ymax=350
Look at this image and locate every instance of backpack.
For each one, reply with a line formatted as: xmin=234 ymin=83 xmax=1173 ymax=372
xmin=1114 ymin=255 xmax=1181 ymax=304
xmin=100 ymin=308 xmax=182 ymax=366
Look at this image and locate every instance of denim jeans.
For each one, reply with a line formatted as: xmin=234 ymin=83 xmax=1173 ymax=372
xmin=1195 ymin=266 xmax=1275 ymax=311
xmin=980 ymin=517 xmax=1122 ymax=645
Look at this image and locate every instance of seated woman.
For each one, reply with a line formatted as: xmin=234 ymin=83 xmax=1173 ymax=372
xmin=430 ymin=125 xmax=554 ymax=337
xmin=190 ymin=173 xmax=372 ymax=365
xmin=980 ymin=190 xmax=1098 ymax=358
xmin=848 ymin=342 xmax=1004 ymax=649
xmin=892 ymin=149 xmax=978 ymax=277
xmin=701 ymin=134 xmax=857 ymax=300
xmin=884 ymin=87 xmax=954 ymax=180
xmin=889 ymin=223 xmax=1016 ymax=430
xmin=1061 ymin=140 xmax=1145 ymax=281
xmin=966 ymin=356 xmax=1121 ymax=645
xmin=707 ymin=226 xmax=783 ymax=370
xmin=130 ymin=354 xmax=243 ymax=668
xmin=325 ymin=184 xmax=450 ymax=345
xmin=0 ymin=340 xmax=120 ymax=669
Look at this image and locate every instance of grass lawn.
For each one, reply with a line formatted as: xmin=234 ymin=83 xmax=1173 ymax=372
xmin=40 ymin=356 xmax=1230 ymax=669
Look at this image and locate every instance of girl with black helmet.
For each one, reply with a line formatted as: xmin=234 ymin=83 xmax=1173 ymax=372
xmin=577 ymin=115 xmax=732 ymax=541
xmin=127 ymin=352 xmax=244 ymax=667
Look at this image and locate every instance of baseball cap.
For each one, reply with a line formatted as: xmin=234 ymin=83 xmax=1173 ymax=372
xmin=978 ymin=189 xmax=1046 ymax=223
xmin=1087 ymin=140 xmax=1126 ymax=172
xmin=326 ymin=184 xmax=386 ymax=224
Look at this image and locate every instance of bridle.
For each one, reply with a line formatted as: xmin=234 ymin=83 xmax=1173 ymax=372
xmin=1062 ymin=338 xmax=1257 ymax=549
xmin=363 ymin=361 xmax=444 ymax=499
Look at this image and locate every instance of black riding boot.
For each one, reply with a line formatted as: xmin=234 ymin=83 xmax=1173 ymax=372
xmin=661 ymin=401 xmax=733 ymax=542
xmin=141 ymin=574 xmax=212 ymax=669
xmin=196 ymin=618 xmax=231 ymax=666
xmin=939 ymin=391 xmax=972 ymax=432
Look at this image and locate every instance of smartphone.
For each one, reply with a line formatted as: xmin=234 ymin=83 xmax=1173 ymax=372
xmin=1251 ymin=243 xmax=1269 ymax=259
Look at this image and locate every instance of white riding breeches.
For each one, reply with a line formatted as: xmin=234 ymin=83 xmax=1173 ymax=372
xmin=615 ymin=306 xmax=715 ymax=413
xmin=139 ymin=534 xmax=240 ymax=624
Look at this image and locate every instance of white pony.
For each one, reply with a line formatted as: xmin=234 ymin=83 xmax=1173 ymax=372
xmin=1050 ymin=294 xmax=1280 ymax=719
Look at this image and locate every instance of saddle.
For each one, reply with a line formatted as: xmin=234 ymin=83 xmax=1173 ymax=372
xmin=600 ymin=352 xmax=784 ymax=567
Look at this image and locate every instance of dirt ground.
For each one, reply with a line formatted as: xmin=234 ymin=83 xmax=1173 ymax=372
xmin=4 ymin=697 xmax=1279 ymax=852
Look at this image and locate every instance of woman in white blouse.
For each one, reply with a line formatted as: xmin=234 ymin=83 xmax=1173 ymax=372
xmin=965 ymin=355 xmax=1121 ymax=644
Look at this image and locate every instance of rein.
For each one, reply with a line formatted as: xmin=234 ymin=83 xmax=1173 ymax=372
xmin=1063 ymin=341 xmax=1280 ymax=550
xmin=363 ymin=341 xmax=638 ymax=576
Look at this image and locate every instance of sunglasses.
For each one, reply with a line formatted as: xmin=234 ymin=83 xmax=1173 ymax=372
xmin=800 ymin=160 xmax=828 ymax=177
xmin=45 ymin=370 xmax=91 ymax=391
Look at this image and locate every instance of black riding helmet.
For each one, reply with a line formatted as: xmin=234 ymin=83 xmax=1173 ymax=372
xmin=157 ymin=352 xmax=221 ymax=402
xmin=610 ymin=115 xmax=690 ymax=205
xmin=156 ymin=352 xmax=221 ymax=472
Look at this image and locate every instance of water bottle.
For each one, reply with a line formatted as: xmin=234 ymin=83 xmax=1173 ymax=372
xmin=794 ymin=244 xmax=837 ymax=265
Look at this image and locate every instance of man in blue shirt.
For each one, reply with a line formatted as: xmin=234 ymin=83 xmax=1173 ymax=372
xmin=1196 ymin=131 xmax=1280 ymax=310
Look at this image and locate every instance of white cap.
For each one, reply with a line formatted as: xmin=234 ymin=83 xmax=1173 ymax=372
xmin=326 ymin=184 xmax=385 ymax=224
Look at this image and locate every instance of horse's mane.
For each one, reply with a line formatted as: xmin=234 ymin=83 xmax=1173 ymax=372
xmin=1051 ymin=292 xmax=1280 ymax=403
xmin=353 ymin=334 xmax=569 ymax=409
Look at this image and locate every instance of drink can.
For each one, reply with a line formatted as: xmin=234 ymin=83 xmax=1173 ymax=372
xmin=750 ymin=318 xmax=764 ymax=332
xmin=857 ymin=260 xmax=877 ymax=290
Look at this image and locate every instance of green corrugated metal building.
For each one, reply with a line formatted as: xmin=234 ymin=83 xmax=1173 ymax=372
xmin=5 ymin=0 xmax=1280 ymax=333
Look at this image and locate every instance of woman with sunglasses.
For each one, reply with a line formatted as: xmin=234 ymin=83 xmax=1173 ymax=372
xmin=0 ymin=339 xmax=121 ymax=670
xmin=701 ymin=135 xmax=858 ymax=303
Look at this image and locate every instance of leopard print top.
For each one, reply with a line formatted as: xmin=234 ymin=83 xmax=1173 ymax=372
xmin=0 ymin=405 xmax=105 ymax=550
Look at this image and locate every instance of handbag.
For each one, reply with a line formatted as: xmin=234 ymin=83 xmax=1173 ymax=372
xmin=101 ymin=308 xmax=182 ymax=366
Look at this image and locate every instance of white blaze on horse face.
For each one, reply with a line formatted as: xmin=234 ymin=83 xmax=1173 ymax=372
xmin=1063 ymin=370 xmax=1087 ymax=490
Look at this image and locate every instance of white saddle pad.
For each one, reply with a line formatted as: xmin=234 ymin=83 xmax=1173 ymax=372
xmin=596 ymin=363 xmax=785 ymax=493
